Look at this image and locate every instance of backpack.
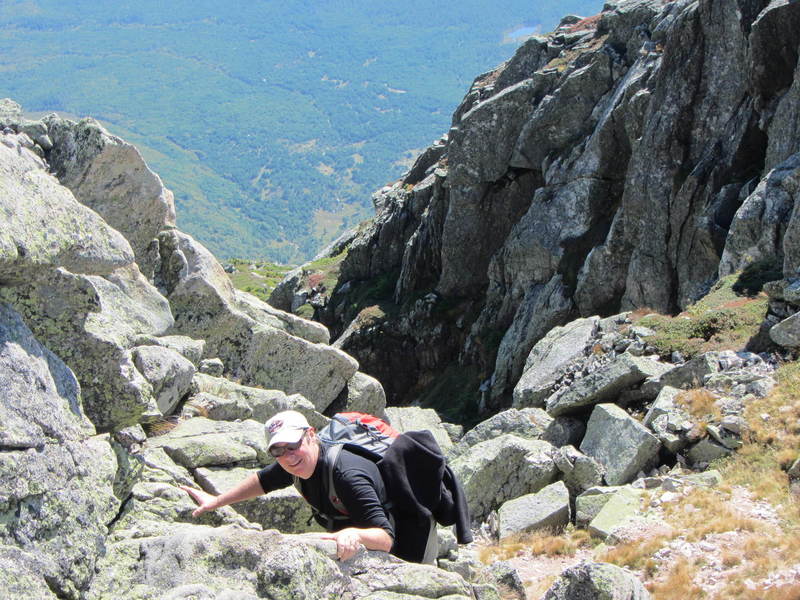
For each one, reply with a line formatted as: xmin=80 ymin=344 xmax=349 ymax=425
xmin=295 ymin=412 xmax=400 ymax=529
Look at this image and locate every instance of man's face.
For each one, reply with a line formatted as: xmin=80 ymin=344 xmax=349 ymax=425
xmin=275 ymin=429 xmax=319 ymax=479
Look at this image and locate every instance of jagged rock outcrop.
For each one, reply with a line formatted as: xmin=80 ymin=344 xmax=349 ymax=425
xmin=315 ymin=0 xmax=800 ymax=416
xmin=0 ymin=302 xmax=121 ymax=599
xmin=44 ymin=115 xmax=177 ymax=280
xmin=4 ymin=0 xmax=800 ymax=595
xmin=155 ymin=228 xmax=359 ymax=411
xmin=0 ymin=131 xmax=133 ymax=281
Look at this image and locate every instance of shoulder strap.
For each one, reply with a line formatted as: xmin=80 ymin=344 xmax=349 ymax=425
xmin=325 ymin=443 xmax=347 ymax=515
xmin=293 ymin=442 xmax=350 ymax=531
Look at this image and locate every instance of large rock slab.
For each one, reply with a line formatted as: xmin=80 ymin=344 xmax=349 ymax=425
xmin=543 ymin=561 xmax=651 ymax=599
xmin=719 ymin=153 xmax=800 ymax=277
xmin=546 ymin=354 xmax=672 ymax=417
xmin=157 ymin=229 xmax=327 ymax=344
xmin=447 ymin=78 xmax=539 ymax=186
xmin=87 ymin=523 xmax=480 ymax=600
xmin=0 ymin=131 xmax=134 ymax=283
xmin=490 ymin=274 xmax=575 ymax=403
xmin=553 ymin=446 xmax=605 ymax=497
xmin=236 ymin=324 xmax=358 ymax=413
xmin=513 ymin=316 xmax=600 ymax=409
xmin=195 ymin=466 xmax=320 ymax=534
xmin=580 ymin=404 xmax=661 ymax=486
xmin=86 ymin=525 xmax=347 ymax=599
xmin=497 ymin=481 xmax=570 ymax=540
xmin=146 ymin=417 xmax=270 ymax=469
xmin=112 ymin=445 xmax=257 ymax=536
xmin=385 ymin=406 xmax=453 ymax=451
xmin=334 ymin=371 xmax=388 ymax=419
xmin=0 ymin=546 xmax=60 ymax=600
xmin=45 ymin=115 xmax=176 ymax=280
xmin=1 ymin=265 xmax=172 ymax=431
xmin=450 ymin=434 xmax=557 ymax=523
xmin=0 ymin=302 xmax=94 ymax=447
xmin=0 ymin=302 xmax=121 ymax=598
xmin=187 ymin=373 xmax=322 ymax=425
xmin=0 ymin=437 xmax=120 ymax=599
xmin=344 ymin=551 xmax=476 ymax=599
xmin=575 ymin=486 xmax=625 ymax=528
xmin=587 ymin=487 xmax=647 ymax=540
xmin=449 ymin=408 xmax=583 ymax=460
xmin=770 ymin=311 xmax=800 ymax=348
xmin=235 ymin=287 xmax=330 ymax=345
xmin=133 ymin=334 xmax=206 ymax=365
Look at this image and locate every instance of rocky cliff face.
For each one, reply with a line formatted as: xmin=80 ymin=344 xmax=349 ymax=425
xmin=317 ymin=0 xmax=800 ymax=413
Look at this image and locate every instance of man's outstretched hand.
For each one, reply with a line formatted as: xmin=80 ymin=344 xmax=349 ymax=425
xmin=179 ymin=485 xmax=219 ymax=517
xmin=319 ymin=528 xmax=365 ymax=561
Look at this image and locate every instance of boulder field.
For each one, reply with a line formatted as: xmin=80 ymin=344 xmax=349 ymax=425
xmin=4 ymin=0 xmax=800 ymax=598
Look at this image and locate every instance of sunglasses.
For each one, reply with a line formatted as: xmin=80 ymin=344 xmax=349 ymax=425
xmin=269 ymin=429 xmax=308 ymax=457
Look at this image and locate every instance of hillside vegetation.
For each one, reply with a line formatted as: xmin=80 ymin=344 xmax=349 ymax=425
xmin=0 ymin=0 xmax=604 ymax=262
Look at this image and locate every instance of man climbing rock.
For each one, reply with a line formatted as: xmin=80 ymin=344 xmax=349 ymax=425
xmin=181 ymin=410 xmax=471 ymax=563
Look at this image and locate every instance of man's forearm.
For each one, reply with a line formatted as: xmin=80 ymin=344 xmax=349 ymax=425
xmin=353 ymin=527 xmax=393 ymax=552
xmin=212 ymin=472 xmax=265 ymax=508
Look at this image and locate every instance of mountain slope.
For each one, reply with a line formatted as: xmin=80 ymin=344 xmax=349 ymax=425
xmin=0 ymin=0 xmax=605 ymax=262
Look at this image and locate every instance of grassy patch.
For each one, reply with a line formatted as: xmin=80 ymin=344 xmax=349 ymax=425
xmin=645 ymin=559 xmax=705 ymax=600
xmin=227 ymin=258 xmax=292 ymax=302
xmin=305 ymin=251 xmax=348 ymax=293
xmin=634 ymin=273 xmax=770 ymax=359
xmin=337 ymin=270 xmax=400 ymax=323
xmin=723 ymin=360 xmax=800 ymax=510
xmin=675 ymin=388 xmax=722 ymax=424
xmin=480 ymin=527 xmax=593 ymax=563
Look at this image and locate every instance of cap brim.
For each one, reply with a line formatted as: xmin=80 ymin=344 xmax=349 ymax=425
xmin=268 ymin=427 xmax=306 ymax=449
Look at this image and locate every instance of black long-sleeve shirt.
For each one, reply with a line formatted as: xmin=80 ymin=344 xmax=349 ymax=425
xmin=256 ymin=444 xmax=395 ymax=539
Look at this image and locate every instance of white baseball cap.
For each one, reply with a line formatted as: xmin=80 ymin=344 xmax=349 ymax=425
xmin=265 ymin=410 xmax=310 ymax=450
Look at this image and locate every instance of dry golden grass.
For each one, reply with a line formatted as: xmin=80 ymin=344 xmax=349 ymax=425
xmin=600 ymin=535 xmax=665 ymax=576
xmin=182 ymin=398 xmax=211 ymax=418
xmin=523 ymin=575 xmax=559 ymax=600
xmin=660 ymin=488 xmax=762 ymax=541
xmin=481 ymin=343 xmax=799 ymax=599
xmin=598 ymin=363 xmax=800 ymax=597
xmin=144 ymin=417 xmax=181 ymax=437
xmin=646 ymin=558 xmax=705 ymax=600
xmin=675 ymin=388 xmax=722 ymax=423
xmin=718 ymin=580 xmax=800 ymax=600
xmin=479 ymin=527 xmax=592 ymax=563
xmin=723 ymin=361 xmax=800 ymax=515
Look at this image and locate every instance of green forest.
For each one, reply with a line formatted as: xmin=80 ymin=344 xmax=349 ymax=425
xmin=1 ymin=0 xmax=605 ymax=263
